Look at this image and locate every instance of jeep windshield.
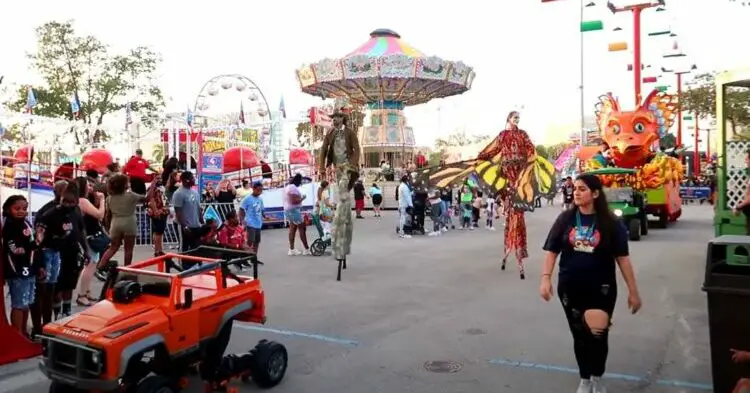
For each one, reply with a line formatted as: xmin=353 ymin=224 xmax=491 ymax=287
xmin=116 ymin=268 xmax=173 ymax=297
xmin=605 ymin=187 xmax=633 ymax=203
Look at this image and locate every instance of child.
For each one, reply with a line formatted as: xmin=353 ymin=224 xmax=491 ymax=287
xmin=472 ymin=191 xmax=484 ymax=229
xmin=3 ymin=195 xmax=42 ymax=335
xmin=218 ymin=211 xmax=250 ymax=251
xmin=428 ymin=191 xmax=443 ymax=236
xmin=200 ymin=219 xmax=219 ymax=245
xmin=486 ymin=192 xmax=497 ymax=230
xmin=461 ymin=202 xmax=472 ymax=229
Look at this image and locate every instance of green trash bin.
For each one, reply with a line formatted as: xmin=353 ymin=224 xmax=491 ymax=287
xmin=702 ymin=235 xmax=750 ymax=393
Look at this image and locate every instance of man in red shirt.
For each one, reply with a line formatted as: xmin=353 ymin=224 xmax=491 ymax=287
xmin=415 ymin=151 xmax=427 ymax=168
xmin=122 ymin=149 xmax=155 ymax=195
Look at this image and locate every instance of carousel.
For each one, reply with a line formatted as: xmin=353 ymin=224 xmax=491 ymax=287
xmin=295 ymin=28 xmax=475 ymax=169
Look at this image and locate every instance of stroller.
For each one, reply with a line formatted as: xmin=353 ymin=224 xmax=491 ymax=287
xmin=310 ymin=213 xmax=333 ymax=256
xmin=396 ymin=206 xmax=425 ymax=236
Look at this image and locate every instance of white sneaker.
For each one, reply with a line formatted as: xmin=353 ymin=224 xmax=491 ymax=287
xmin=469 ymin=226 xmax=475 ymax=231
xmin=441 ymin=227 xmax=448 ymax=233
xmin=590 ymin=377 xmax=606 ymax=393
xmin=576 ymin=379 xmax=592 ymax=393
xmin=302 ymin=249 xmax=312 ymax=256
xmin=428 ymin=231 xmax=440 ymax=237
xmin=488 ymin=226 xmax=496 ymax=231
xmin=288 ymin=249 xmax=302 ymax=256
xmin=400 ymin=234 xmax=412 ymax=239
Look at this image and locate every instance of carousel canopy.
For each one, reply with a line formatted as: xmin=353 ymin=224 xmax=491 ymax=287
xmin=295 ymin=29 xmax=476 ymax=106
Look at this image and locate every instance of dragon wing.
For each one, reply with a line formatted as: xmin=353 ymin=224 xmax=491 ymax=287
xmin=594 ymin=93 xmax=620 ymax=139
xmin=643 ymin=90 xmax=679 ymax=138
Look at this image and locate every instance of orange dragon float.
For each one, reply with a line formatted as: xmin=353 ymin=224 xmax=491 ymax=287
xmin=583 ymin=89 xmax=684 ymax=226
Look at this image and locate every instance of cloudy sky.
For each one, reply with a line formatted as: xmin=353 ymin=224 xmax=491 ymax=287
xmin=1 ymin=0 xmax=749 ymax=148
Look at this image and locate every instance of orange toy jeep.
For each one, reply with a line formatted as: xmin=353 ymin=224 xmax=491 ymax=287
xmin=39 ymin=247 xmax=288 ymax=393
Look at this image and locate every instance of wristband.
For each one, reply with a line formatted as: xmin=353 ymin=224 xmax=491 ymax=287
xmin=541 ymin=273 xmax=552 ymax=277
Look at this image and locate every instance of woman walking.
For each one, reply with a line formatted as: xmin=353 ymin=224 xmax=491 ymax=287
xmin=96 ymin=175 xmax=151 ymax=273
xmin=147 ymin=180 xmax=170 ymax=256
xmin=540 ymin=174 xmax=642 ymax=393
xmin=73 ymin=177 xmax=106 ymax=306
xmin=284 ymin=173 xmax=311 ymax=255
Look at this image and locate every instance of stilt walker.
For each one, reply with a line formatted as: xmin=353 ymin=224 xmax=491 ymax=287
xmin=318 ymin=108 xmax=361 ymax=281
xmin=415 ymin=110 xmax=556 ymax=280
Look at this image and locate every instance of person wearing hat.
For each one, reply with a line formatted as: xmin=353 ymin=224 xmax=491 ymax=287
xmin=122 ymin=148 xmax=156 ymax=195
xmin=540 ymin=173 xmax=642 ymax=393
xmin=318 ymin=108 xmax=361 ymax=265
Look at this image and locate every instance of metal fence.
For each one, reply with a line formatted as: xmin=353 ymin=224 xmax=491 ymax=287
xmin=134 ymin=202 xmax=239 ymax=247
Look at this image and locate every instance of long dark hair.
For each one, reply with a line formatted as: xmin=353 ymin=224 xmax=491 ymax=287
xmin=574 ymin=173 xmax=617 ymax=250
xmin=74 ymin=176 xmax=90 ymax=199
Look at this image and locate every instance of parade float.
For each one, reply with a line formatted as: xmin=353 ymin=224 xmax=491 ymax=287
xmin=295 ymin=28 xmax=475 ymax=169
xmin=582 ymin=89 xmax=684 ymax=227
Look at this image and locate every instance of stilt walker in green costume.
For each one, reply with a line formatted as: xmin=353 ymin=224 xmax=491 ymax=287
xmin=318 ymin=108 xmax=361 ymax=280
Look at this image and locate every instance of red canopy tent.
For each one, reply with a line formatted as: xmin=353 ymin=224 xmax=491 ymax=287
xmin=289 ymin=148 xmax=313 ymax=166
xmin=223 ymin=147 xmax=259 ymax=173
xmin=13 ymin=145 xmax=34 ymax=163
xmin=80 ymin=149 xmax=114 ymax=174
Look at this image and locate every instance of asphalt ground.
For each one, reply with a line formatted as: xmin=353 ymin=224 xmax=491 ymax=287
xmin=1 ymin=204 xmax=715 ymax=393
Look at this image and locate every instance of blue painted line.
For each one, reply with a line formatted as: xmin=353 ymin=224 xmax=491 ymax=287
xmin=489 ymin=358 xmax=712 ymax=391
xmin=234 ymin=324 xmax=361 ymax=347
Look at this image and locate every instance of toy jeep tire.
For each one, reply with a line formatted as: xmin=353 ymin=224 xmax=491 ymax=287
xmin=250 ymin=340 xmax=288 ymax=388
xmin=135 ymin=375 xmax=179 ymax=393
xmin=48 ymin=381 xmax=85 ymax=393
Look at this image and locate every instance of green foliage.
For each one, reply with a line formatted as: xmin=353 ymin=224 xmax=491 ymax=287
xmin=6 ymin=21 xmax=165 ymax=151
xmin=428 ymin=150 xmax=446 ymax=166
xmin=151 ymin=143 xmax=165 ymax=163
xmin=545 ymin=142 xmax=571 ymax=161
xmin=681 ymin=72 xmax=750 ymax=137
xmin=296 ymin=122 xmax=324 ymax=148
xmin=1 ymin=123 xmax=26 ymax=154
xmin=434 ymin=130 xmax=488 ymax=150
xmin=535 ymin=145 xmax=548 ymax=159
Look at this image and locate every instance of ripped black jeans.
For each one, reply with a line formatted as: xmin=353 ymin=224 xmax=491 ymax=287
xmin=558 ymin=278 xmax=617 ymax=379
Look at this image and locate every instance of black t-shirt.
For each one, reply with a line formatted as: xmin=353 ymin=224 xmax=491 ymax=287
xmin=561 ymin=184 xmax=574 ymax=202
xmin=440 ymin=188 xmax=453 ymax=203
xmin=543 ymin=210 xmax=629 ymax=284
xmin=2 ymin=217 xmax=40 ymax=279
xmin=36 ymin=206 xmax=85 ymax=254
xmin=353 ymin=183 xmax=365 ymax=200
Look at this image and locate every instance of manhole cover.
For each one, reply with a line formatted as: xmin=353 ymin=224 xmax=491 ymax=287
xmin=464 ymin=328 xmax=486 ymax=335
xmin=423 ymin=360 xmax=462 ymax=373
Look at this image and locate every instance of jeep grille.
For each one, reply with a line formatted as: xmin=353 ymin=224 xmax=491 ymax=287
xmin=41 ymin=336 xmax=104 ymax=377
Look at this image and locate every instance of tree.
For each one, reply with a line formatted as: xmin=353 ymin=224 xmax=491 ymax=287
xmin=296 ymin=122 xmax=325 ymax=148
xmin=682 ymin=72 xmax=750 ymax=137
xmin=428 ymin=150 xmax=446 ymax=166
xmin=434 ymin=130 xmax=489 ymax=149
xmin=1 ymin=123 xmax=26 ymax=154
xmin=151 ymin=143 xmax=165 ymax=163
xmin=535 ymin=145 xmax=548 ymax=159
xmin=6 ymin=21 xmax=165 ymax=150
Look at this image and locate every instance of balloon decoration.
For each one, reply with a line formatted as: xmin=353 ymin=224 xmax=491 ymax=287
xmin=223 ymin=146 xmax=259 ymax=173
xmin=289 ymin=148 xmax=313 ymax=165
xmin=80 ymin=149 xmax=114 ymax=174
xmin=13 ymin=145 xmax=34 ymax=163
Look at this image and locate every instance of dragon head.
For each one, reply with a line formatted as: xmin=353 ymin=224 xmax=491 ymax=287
xmin=595 ymin=90 xmax=679 ymax=168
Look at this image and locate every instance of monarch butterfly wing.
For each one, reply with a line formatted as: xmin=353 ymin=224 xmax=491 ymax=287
xmin=412 ymin=160 xmax=479 ymax=191
xmin=511 ymin=163 xmax=538 ymax=212
xmin=474 ymin=157 xmax=508 ymax=195
xmin=533 ymin=156 xmax=557 ymax=199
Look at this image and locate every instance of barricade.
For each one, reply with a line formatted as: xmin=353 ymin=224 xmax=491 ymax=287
xmin=134 ymin=202 xmax=238 ymax=247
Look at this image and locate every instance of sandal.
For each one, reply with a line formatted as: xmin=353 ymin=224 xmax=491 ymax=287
xmin=76 ymin=295 xmax=91 ymax=307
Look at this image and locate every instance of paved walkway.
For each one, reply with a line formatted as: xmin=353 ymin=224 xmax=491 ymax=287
xmin=2 ymin=205 xmax=715 ymax=392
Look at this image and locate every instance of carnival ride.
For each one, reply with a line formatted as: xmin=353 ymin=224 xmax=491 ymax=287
xmin=295 ymin=28 xmax=475 ymax=168
xmin=581 ymin=89 xmax=684 ymax=227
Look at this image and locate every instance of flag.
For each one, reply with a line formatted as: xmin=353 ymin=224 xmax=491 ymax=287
xmin=239 ymin=101 xmax=246 ymax=124
xmin=25 ymin=87 xmax=37 ymax=114
xmin=125 ymin=102 xmax=133 ymax=126
xmin=186 ymin=106 xmax=194 ymax=127
xmin=279 ymin=96 xmax=287 ymax=118
xmin=70 ymin=93 xmax=80 ymax=119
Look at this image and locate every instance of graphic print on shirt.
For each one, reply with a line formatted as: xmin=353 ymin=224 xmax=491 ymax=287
xmin=568 ymin=226 xmax=601 ymax=253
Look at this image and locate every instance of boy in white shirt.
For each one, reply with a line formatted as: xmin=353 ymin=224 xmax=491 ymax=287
xmin=486 ymin=193 xmax=497 ymax=230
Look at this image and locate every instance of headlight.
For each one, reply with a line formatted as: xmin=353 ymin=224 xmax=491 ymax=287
xmin=91 ymin=350 xmax=101 ymax=364
xmin=614 ymin=209 xmax=623 ymax=217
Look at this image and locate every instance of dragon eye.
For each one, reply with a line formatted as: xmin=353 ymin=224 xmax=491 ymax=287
xmin=633 ymin=122 xmax=646 ymax=133
xmin=609 ymin=123 xmax=621 ymax=135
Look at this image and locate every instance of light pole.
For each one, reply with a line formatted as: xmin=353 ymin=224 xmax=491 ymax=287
xmin=607 ymin=0 xmax=666 ymax=106
xmin=661 ymin=63 xmax=697 ymax=149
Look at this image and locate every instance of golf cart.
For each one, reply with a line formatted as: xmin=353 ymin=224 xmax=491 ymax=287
xmin=587 ymin=168 xmax=648 ymax=241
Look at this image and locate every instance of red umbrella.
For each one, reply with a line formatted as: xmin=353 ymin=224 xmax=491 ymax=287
xmin=289 ymin=148 xmax=313 ymax=165
xmin=80 ymin=149 xmax=114 ymax=174
xmin=13 ymin=145 xmax=34 ymax=163
xmin=223 ymin=147 xmax=259 ymax=173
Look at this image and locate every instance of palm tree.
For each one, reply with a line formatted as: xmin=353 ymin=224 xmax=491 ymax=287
xmin=152 ymin=143 xmax=165 ymax=163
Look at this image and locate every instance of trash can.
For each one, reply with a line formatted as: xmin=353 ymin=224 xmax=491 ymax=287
xmin=702 ymin=235 xmax=750 ymax=393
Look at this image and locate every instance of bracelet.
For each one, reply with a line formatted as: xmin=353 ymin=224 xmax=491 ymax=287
xmin=541 ymin=273 xmax=552 ymax=277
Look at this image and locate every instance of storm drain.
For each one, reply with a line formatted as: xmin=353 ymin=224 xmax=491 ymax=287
xmin=464 ymin=328 xmax=486 ymax=335
xmin=423 ymin=360 xmax=462 ymax=373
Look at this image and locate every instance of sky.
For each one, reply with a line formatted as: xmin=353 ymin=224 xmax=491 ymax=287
xmin=1 ymin=0 xmax=749 ymax=152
